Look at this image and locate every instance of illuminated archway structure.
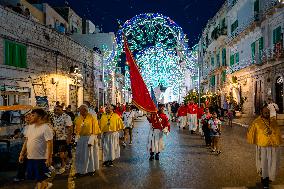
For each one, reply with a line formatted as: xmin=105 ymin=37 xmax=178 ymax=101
xmin=115 ymin=13 xmax=198 ymax=102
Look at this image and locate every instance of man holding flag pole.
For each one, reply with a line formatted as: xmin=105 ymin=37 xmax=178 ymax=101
xmin=123 ymin=34 xmax=170 ymax=161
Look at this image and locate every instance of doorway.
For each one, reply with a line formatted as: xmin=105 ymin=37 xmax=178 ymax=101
xmin=275 ymin=76 xmax=283 ymax=113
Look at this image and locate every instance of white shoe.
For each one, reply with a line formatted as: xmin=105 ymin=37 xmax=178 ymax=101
xmin=46 ymin=182 xmax=53 ymax=189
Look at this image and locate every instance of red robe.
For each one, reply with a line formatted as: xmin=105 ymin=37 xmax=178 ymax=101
xmin=148 ymin=113 xmax=170 ymax=132
xmin=197 ymin=107 xmax=204 ymax=119
xmin=188 ymin=103 xmax=198 ymax=114
xmin=115 ymin=107 xmax=123 ymax=117
xmin=177 ymin=105 xmax=188 ymax=117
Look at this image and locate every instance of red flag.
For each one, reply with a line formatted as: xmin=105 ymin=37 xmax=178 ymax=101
xmin=123 ymin=36 xmax=157 ymax=113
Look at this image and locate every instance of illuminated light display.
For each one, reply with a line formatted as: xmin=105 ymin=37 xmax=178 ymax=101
xmin=114 ymin=13 xmax=198 ymax=100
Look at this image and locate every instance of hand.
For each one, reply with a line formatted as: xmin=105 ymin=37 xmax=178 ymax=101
xmin=19 ymin=154 xmax=25 ymax=163
xmin=45 ymin=157 xmax=52 ymax=167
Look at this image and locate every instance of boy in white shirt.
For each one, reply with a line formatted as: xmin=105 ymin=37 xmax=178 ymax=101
xmin=19 ymin=109 xmax=53 ymax=189
xmin=122 ymin=105 xmax=136 ymax=146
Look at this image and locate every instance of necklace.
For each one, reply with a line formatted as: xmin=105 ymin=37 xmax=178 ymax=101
xmin=107 ymin=113 xmax=113 ymax=126
xmin=261 ymin=117 xmax=272 ymax=136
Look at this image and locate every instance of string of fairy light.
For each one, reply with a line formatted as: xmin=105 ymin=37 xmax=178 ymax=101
xmin=107 ymin=13 xmax=199 ymax=96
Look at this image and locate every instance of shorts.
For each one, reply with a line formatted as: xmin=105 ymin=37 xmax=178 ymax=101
xmin=27 ymin=159 xmax=48 ymax=182
xmin=54 ymin=140 xmax=67 ymax=154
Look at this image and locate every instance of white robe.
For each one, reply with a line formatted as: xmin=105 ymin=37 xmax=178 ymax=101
xmin=75 ymin=135 xmax=99 ymax=174
xmin=102 ymin=132 xmax=120 ymax=161
xmin=147 ymin=128 xmax=164 ymax=153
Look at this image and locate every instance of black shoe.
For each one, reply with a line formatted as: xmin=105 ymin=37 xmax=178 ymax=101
xmin=155 ymin=153 xmax=160 ymax=160
xmin=108 ymin=161 xmax=114 ymax=167
xmin=87 ymin=172 xmax=95 ymax=176
xmin=103 ymin=161 xmax=108 ymax=166
xmin=183 ymin=127 xmax=186 ymax=129
xmin=149 ymin=152 xmax=154 ymax=161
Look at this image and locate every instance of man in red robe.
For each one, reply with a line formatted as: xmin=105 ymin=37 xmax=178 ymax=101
xmin=187 ymin=100 xmax=198 ymax=134
xmin=177 ymin=102 xmax=188 ymax=129
xmin=147 ymin=104 xmax=170 ymax=161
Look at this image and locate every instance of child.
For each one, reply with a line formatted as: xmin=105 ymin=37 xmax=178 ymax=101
xmin=208 ymin=112 xmax=222 ymax=155
xmin=201 ymin=108 xmax=212 ymax=147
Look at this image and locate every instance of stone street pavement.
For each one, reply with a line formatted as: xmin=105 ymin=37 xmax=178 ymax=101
xmin=1 ymin=117 xmax=284 ymax=189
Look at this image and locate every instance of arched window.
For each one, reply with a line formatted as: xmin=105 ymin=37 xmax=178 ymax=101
xmin=275 ymin=76 xmax=283 ymax=113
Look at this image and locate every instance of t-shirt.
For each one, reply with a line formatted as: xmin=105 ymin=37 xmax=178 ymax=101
xmin=208 ymin=119 xmax=221 ymax=136
xmin=53 ymin=113 xmax=73 ymax=140
xmin=267 ymin=103 xmax=279 ymax=118
xmin=122 ymin=110 xmax=136 ymax=128
xmin=25 ymin=123 xmax=53 ymax=159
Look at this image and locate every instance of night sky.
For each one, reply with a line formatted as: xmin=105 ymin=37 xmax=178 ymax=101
xmin=44 ymin=0 xmax=225 ymax=47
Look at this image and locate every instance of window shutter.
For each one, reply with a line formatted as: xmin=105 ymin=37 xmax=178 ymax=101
xmin=251 ymin=42 xmax=256 ymax=60
xmin=222 ymin=70 xmax=226 ymax=83
xmin=230 ymin=54 xmax=234 ymax=66
xmin=211 ymin=56 xmax=214 ymax=67
xmin=222 ymin=48 xmax=226 ymax=66
xmin=217 ymin=52 xmax=220 ymax=67
xmin=254 ymin=0 xmax=259 ymax=13
xmin=276 ymin=26 xmax=281 ymax=43
xmin=235 ymin=52 xmax=239 ymax=64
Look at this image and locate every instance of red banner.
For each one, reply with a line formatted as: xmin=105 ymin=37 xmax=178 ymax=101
xmin=123 ymin=36 xmax=157 ymax=113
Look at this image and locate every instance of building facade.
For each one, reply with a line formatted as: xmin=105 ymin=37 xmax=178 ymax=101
xmin=199 ymin=0 xmax=284 ymax=115
xmin=0 ymin=4 xmax=95 ymax=110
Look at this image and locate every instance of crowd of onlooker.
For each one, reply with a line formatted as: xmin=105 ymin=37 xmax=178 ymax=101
xmin=8 ymin=101 xmax=141 ymax=189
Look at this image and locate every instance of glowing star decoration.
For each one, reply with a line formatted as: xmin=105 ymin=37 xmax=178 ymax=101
xmin=115 ymin=13 xmax=199 ymax=100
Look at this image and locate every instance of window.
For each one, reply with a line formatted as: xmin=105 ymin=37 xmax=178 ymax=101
xmin=216 ymin=52 xmax=220 ymax=67
xmin=211 ymin=56 xmax=215 ymax=67
xmin=231 ymin=20 xmax=238 ymax=33
xmin=259 ymin=37 xmax=264 ymax=58
xmin=230 ymin=54 xmax=235 ymax=66
xmin=222 ymin=48 xmax=226 ymax=66
xmin=254 ymin=0 xmax=260 ymax=13
xmin=4 ymin=40 xmax=27 ymax=68
xmin=232 ymin=0 xmax=237 ymax=6
xmin=251 ymin=41 xmax=256 ymax=59
xmin=273 ymin=26 xmax=282 ymax=44
xmin=222 ymin=70 xmax=226 ymax=83
xmin=235 ymin=52 xmax=239 ymax=64
xmin=211 ymin=75 xmax=216 ymax=86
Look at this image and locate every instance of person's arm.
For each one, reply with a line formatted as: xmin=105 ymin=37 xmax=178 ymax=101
xmin=19 ymin=138 xmax=27 ymax=163
xmin=45 ymin=140 xmax=53 ymax=167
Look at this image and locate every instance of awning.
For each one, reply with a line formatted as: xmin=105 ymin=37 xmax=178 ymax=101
xmin=0 ymin=105 xmax=34 ymax=111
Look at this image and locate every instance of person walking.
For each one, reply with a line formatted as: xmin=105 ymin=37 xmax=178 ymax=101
xmin=208 ymin=111 xmax=222 ymax=155
xmin=147 ymin=104 xmax=170 ymax=161
xmin=247 ymin=105 xmax=282 ymax=189
xmin=122 ymin=105 xmax=136 ymax=146
xmin=177 ymin=102 xmax=188 ymax=129
xmin=74 ymin=105 xmax=101 ymax=176
xmin=201 ymin=108 xmax=212 ymax=147
xmin=19 ymin=109 xmax=53 ymax=189
xmin=52 ymin=105 xmax=72 ymax=174
xmin=187 ymin=100 xmax=198 ymax=134
xmin=100 ymin=104 xmax=124 ymax=167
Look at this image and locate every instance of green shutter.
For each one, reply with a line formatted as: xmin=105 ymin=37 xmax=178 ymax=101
xmin=235 ymin=52 xmax=239 ymax=64
xmin=259 ymin=37 xmax=264 ymax=61
xmin=273 ymin=26 xmax=282 ymax=44
xmin=276 ymin=26 xmax=281 ymax=43
xmin=254 ymin=0 xmax=259 ymax=13
xmin=217 ymin=52 xmax=220 ymax=67
xmin=4 ymin=40 xmax=27 ymax=68
xmin=211 ymin=75 xmax=216 ymax=86
xmin=211 ymin=56 xmax=214 ymax=67
xmin=230 ymin=54 xmax=235 ymax=66
xmin=251 ymin=42 xmax=256 ymax=59
xmin=222 ymin=48 xmax=226 ymax=66
xmin=222 ymin=70 xmax=226 ymax=83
